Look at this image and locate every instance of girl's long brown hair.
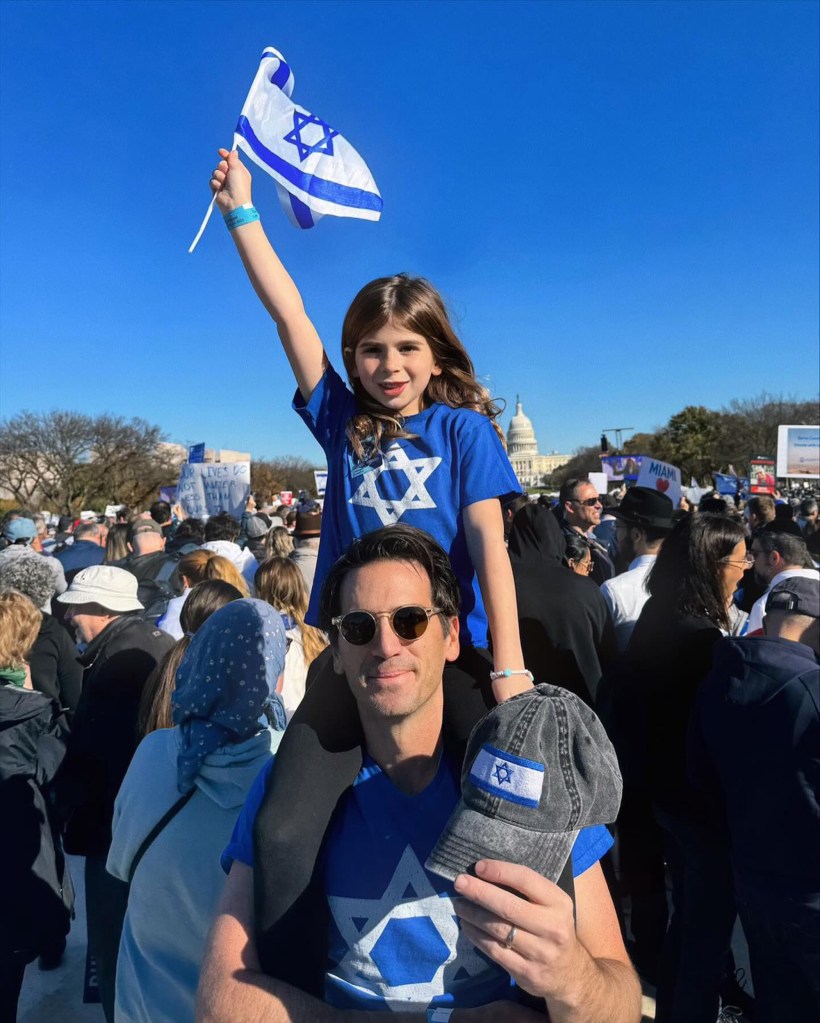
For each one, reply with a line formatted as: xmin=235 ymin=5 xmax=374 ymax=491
xmin=254 ymin=556 xmax=327 ymax=666
xmin=340 ymin=274 xmax=504 ymax=459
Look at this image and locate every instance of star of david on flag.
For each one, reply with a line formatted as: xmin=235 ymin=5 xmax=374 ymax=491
xmin=234 ymin=46 xmax=382 ymax=229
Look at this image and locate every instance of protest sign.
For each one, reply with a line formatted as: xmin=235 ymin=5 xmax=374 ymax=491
xmin=776 ymin=425 xmax=820 ymax=478
xmin=637 ymin=457 xmax=681 ymax=506
xmin=279 ymin=491 xmax=293 ymax=506
xmin=588 ymin=472 xmax=608 ymax=496
xmin=159 ymin=486 xmax=178 ymax=504
xmin=188 ymin=443 xmax=205 ymax=464
xmin=748 ymin=457 xmax=775 ymax=495
xmin=314 ymin=470 xmax=328 ymax=497
xmin=601 ymin=455 xmax=643 ymax=482
xmin=177 ymin=461 xmax=250 ymax=519
xmin=714 ymin=473 xmax=739 ymax=497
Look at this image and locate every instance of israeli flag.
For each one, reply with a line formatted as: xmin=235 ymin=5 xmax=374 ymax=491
xmin=233 ymin=47 xmax=382 ymax=229
xmin=469 ymin=744 xmax=544 ymax=808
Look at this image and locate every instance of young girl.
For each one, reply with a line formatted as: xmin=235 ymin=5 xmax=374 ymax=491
xmin=210 ymin=149 xmax=531 ymax=977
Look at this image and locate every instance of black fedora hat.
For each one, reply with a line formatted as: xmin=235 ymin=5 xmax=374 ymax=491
xmin=611 ymin=486 xmax=674 ymax=530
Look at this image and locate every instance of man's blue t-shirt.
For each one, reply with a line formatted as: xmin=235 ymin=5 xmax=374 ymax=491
xmin=223 ymin=757 xmax=613 ymax=1013
xmin=293 ymin=367 xmax=521 ymax=646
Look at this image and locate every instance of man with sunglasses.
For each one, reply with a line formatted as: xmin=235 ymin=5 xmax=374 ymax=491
xmin=558 ymin=478 xmax=615 ymax=586
xmin=199 ymin=526 xmax=640 ymax=1022
xmin=746 ymin=522 xmax=819 ymax=633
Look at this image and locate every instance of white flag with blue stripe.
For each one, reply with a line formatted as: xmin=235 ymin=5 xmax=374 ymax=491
xmin=469 ymin=744 xmax=545 ymax=808
xmin=233 ymin=46 xmax=382 ymax=229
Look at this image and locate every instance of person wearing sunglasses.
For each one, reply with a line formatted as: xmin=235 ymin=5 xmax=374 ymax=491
xmin=558 ymin=478 xmax=615 ymax=585
xmin=200 ymin=525 xmax=641 ymax=1023
xmin=745 ymin=522 xmax=819 ymax=635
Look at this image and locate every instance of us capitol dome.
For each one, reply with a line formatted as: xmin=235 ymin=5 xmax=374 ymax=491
xmin=506 ymin=397 xmax=569 ymax=489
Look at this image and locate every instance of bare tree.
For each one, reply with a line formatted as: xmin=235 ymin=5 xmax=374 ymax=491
xmin=251 ymin=456 xmax=322 ymax=504
xmin=0 ymin=411 xmax=181 ymax=513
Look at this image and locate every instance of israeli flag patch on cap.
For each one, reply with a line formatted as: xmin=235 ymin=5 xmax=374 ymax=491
xmin=469 ymin=743 xmax=544 ymax=807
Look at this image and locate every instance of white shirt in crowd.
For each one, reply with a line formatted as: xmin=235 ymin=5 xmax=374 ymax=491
xmin=746 ymin=567 xmax=820 ymax=633
xmin=600 ymin=554 xmax=657 ymax=652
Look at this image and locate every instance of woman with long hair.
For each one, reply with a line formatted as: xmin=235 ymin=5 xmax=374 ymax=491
xmin=104 ymin=523 xmax=130 ymax=564
xmin=264 ymin=524 xmax=294 ymax=559
xmin=139 ymin=579 xmax=245 ymax=737
xmin=157 ymin=550 xmax=249 ymax=640
xmin=254 ymin=556 xmax=328 ymax=721
xmin=604 ymin=513 xmax=749 ymax=1022
xmin=107 ymin=600 xmax=287 ymax=1023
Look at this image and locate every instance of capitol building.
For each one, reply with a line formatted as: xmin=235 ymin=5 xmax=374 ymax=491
xmin=506 ymin=397 xmax=569 ymax=489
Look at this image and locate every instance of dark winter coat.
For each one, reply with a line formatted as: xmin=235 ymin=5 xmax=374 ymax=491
xmin=29 ymin=612 xmax=83 ymax=713
xmin=53 ymin=614 xmax=174 ymax=855
xmin=692 ymin=635 xmax=820 ymax=893
xmin=0 ymin=685 xmax=73 ymax=958
xmin=508 ymin=503 xmax=617 ymax=704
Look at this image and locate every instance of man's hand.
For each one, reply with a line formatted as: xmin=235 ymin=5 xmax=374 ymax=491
xmin=210 ymin=148 xmax=253 ymax=214
xmin=454 ymin=859 xmax=582 ymax=1003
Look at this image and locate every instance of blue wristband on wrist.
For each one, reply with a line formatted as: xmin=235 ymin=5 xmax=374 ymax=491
xmin=223 ymin=204 xmax=260 ymax=231
xmin=427 ymin=1010 xmax=453 ymax=1022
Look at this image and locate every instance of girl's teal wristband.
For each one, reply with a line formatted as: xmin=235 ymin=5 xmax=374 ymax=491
xmin=427 ymin=1010 xmax=453 ymax=1022
xmin=224 ymin=204 xmax=260 ymax=231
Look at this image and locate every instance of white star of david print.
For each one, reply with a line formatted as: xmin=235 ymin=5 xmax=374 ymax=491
xmin=327 ymin=845 xmax=491 ymax=1009
xmin=349 ymin=444 xmax=442 ymax=527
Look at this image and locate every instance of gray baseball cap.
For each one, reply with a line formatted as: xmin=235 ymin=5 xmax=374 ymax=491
xmin=426 ymin=684 xmax=622 ymax=882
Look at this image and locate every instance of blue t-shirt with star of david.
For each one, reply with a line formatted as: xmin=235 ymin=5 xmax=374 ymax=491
xmin=292 ymin=366 xmax=521 ymax=646
xmin=222 ymin=756 xmax=613 ymax=1013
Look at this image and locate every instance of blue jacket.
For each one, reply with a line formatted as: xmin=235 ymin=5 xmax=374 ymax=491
xmin=54 ymin=539 xmax=105 ymax=574
xmin=692 ymin=635 xmax=820 ymax=892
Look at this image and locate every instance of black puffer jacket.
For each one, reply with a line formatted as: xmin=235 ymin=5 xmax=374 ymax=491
xmin=0 ymin=685 xmax=73 ymax=958
xmin=53 ymin=614 xmax=174 ymax=855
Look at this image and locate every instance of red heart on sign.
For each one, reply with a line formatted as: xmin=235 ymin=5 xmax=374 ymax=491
xmin=657 ymin=479 xmax=670 ymax=493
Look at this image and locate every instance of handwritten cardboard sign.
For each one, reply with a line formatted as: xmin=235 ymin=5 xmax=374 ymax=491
xmin=637 ymin=457 xmax=681 ymax=507
xmin=177 ymin=461 xmax=251 ymax=519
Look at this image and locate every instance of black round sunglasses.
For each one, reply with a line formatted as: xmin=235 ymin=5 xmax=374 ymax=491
xmin=331 ymin=605 xmax=444 ymax=646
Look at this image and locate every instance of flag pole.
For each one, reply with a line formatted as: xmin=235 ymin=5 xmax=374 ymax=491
xmin=188 ymin=192 xmax=218 ymax=254
xmin=188 ymin=135 xmax=239 ymax=254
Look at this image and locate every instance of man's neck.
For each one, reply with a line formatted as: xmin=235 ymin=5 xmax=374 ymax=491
xmin=360 ymin=698 xmax=445 ymax=796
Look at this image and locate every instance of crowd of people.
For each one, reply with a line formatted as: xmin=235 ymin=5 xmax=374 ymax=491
xmin=0 ymin=141 xmax=816 ymax=1023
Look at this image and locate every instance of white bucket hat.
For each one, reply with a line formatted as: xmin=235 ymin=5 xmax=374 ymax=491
xmin=56 ymin=565 xmax=144 ymax=613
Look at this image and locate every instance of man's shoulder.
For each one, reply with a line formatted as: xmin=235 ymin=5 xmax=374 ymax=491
xmin=104 ymin=614 xmax=175 ymax=654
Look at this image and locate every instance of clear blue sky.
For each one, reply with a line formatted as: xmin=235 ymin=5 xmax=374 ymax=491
xmin=1 ymin=0 xmax=818 ymax=466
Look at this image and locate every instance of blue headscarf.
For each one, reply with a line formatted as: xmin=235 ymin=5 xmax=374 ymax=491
xmin=172 ymin=598 xmax=287 ymax=793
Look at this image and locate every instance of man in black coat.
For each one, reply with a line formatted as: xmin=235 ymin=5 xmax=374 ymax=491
xmin=692 ymin=576 xmax=820 ymax=1022
xmin=53 ymin=566 xmax=174 ymax=1023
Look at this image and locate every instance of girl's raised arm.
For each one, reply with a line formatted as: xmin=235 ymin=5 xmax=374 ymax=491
xmin=211 ymin=148 xmax=327 ymax=402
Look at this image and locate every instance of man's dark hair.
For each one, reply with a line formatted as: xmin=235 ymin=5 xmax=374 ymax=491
xmin=699 ymin=495 xmax=728 ymax=515
xmin=648 ymin=513 xmax=746 ymax=629
xmin=73 ymin=521 xmax=101 ymax=541
xmin=502 ymin=494 xmax=530 ymax=518
xmin=204 ymin=512 xmax=240 ymax=543
xmin=754 ymin=523 xmax=811 ymax=567
xmin=174 ymin=518 xmax=205 ymax=544
xmin=285 ymin=509 xmax=297 ymax=528
xmin=318 ymin=524 xmax=460 ymax=633
xmin=150 ymin=501 xmax=172 ymax=525
xmin=558 ymin=478 xmax=588 ymax=507
xmin=563 ymin=532 xmax=592 ymax=565
xmin=746 ymin=495 xmax=775 ymax=524
xmin=773 ymin=503 xmax=794 ymax=524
